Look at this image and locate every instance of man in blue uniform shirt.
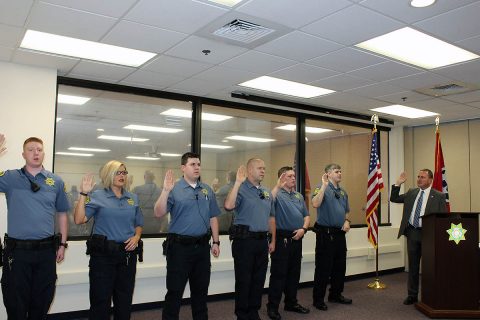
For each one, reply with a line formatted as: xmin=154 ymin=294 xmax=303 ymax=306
xmin=154 ymin=152 xmax=221 ymax=320
xmin=0 ymin=135 xmax=69 ymax=319
xmin=311 ymin=163 xmax=352 ymax=311
xmin=224 ymin=158 xmax=276 ymax=320
xmin=267 ymin=166 xmax=310 ymax=320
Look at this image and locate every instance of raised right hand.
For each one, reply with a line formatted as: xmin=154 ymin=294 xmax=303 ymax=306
xmin=396 ymin=171 xmax=407 ymax=185
xmin=81 ymin=173 xmax=96 ymax=193
xmin=276 ymin=172 xmax=287 ymax=189
xmin=0 ymin=134 xmax=6 ymax=155
xmin=163 ymin=170 xmax=175 ymax=192
xmin=236 ymin=165 xmax=247 ymax=183
xmin=321 ymin=173 xmax=329 ymax=186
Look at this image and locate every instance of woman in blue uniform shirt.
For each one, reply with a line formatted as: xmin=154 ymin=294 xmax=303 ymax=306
xmin=74 ymin=160 xmax=144 ymax=320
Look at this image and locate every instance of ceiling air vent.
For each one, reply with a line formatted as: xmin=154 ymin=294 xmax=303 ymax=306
xmin=213 ymin=19 xmax=275 ymax=44
xmin=415 ymin=81 xmax=479 ymax=97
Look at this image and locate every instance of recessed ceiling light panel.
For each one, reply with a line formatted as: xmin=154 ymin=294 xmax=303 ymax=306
xmin=275 ymin=124 xmax=333 ymax=134
xmin=56 ymin=152 xmax=93 ymax=157
xmin=58 ymin=94 xmax=90 ymax=105
xmin=98 ymin=135 xmax=149 ymax=142
xmin=226 ymin=135 xmax=275 ymax=142
xmin=161 ymin=108 xmax=232 ymax=121
xmin=410 ymin=0 xmax=435 ymax=8
xmin=371 ymin=105 xmax=438 ymax=119
xmin=124 ymin=124 xmax=183 ymax=133
xmin=69 ymin=147 xmax=110 ymax=152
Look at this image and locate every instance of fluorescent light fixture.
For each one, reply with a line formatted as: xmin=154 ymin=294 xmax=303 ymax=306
xmin=21 ymin=30 xmax=156 ymax=67
xmin=124 ymin=124 xmax=183 ymax=133
xmin=160 ymin=153 xmax=182 ymax=157
xmin=226 ymin=135 xmax=275 ymax=142
xmin=58 ymin=94 xmax=90 ymax=105
xmin=69 ymin=147 xmax=110 ymax=152
xmin=371 ymin=105 xmax=438 ymax=119
xmin=56 ymin=117 xmax=62 ymax=122
xmin=98 ymin=135 xmax=149 ymax=142
xmin=161 ymin=108 xmax=232 ymax=121
xmin=208 ymin=0 xmax=243 ymax=7
xmin=97 ymin=128 xmax=105 ymax=132
xmin=356 ymin=27 xmax=479 ymax=69
xmin=275 ymin=124 xmax=333 ymax=134
xmin=238 ymin=76 xmax=335 ymax=98
xmin=126 ymin=156 xmax=160 ymax=161
xmin=201 ymin=144 xmax=233 ymax=149
xmin=410 ymin=0 xmax=435 ymax=8
xmin=56 ymin=152 xmax=93 ymax=157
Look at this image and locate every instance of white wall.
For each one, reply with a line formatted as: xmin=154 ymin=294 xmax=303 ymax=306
xmin=0 ymin=62 xmax=406 ymax=318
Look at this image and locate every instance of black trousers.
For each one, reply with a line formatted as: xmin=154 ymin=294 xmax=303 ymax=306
xmin=267 ymin=237 xmax=302 ymax=310
xmin=406 ymin=226 xmax=422 ymax=297
xmin=313 ymin=230 xmax=347 ymax=304
xmin=89 ymin=251 xmax=137 ymax=320
xmin=1 ymin=247 xmax=57 ymax=320
xmin=232 ymin=238 xmax=269 ymax=320
xmin=163 ymin=242 xmax=211 ymax=320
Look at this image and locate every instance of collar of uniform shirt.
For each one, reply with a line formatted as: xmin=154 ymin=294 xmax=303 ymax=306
xmin=104 ymin=188 xmax=129 ymax=199
xmin=179 ymin=177 xmax=204 ymax=189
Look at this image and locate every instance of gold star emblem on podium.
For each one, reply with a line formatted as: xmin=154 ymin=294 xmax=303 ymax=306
xmin=446 ymin=223 xmax=467 ymax=245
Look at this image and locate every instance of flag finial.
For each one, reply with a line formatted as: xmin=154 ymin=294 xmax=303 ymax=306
xmin=371 ymin=114 xmax=379 ymax=131
xmin=435 ymin=116 xmax=440 ymax=132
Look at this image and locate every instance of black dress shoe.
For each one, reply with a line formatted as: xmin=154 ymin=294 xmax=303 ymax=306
xmin=284 ymin=303 xmax=310 ymax=314
xmin=267 ymin=308 xmax=281 ymax=320
xmin=328 ymin=295 xmax=353 ymax=304
xmin=403 ymin=296 xmax=418 ymax=305
xmin=313 ymin=302 xmax=328 ymax=311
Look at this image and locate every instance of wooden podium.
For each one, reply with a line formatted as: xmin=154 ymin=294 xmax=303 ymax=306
xmin=416 ymin=212 xmax=480 ymax=318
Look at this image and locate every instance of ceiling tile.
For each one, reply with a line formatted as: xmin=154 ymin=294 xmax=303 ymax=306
xmin=40 ymin=0 xmax=137 ymax=18
xmin=221 ymin=50 xmax=296 ymax=74
xmin=269 ymin=63 xmax=339 ymax=83
xmin=414 ymin=1 xmax=480 ymax=42
xmin=383 ymin=72 xmax=453 ymax=91
xmin=0 ymin=24 xmax=24 ymax=47
xmin=306 ymin=47 xmax=386 ymax=72
xmin=0 ymin=45 xmax=14 ymax=61
xmin=142 ymin=55 xmax=213 ymax=78
xmin=102 ymin=20 xmax=188 ymax=54
xmin=348 ymin=61 xmax=422 ymax=82
xmin=375 ymin=91 xmax=432 ymax=104
xmin=433 ymin=60 xmax=480 ymax=84
xmin=310 ymin=92 xmax=387 ymax=111
xmin=0 ymin=0 xmax=33 ymax=26
xmin=236 ymin=0 xmax=352 ymax=29
xmin=310 ymin=74 xmax=375 ymax=91
xmin=12 ymin=49 xmax=79 ymax=75
xmin=301 ymin=5 xmax=403 ymax=45
xmin=125 ymin=0 xmax=227 ymax=34
xmin=455 ymin=35 xmax=480 ymax=54
xmin=69 ymin=60 xmax=135 ymax=81
xmin=441 ymin=90 xmax=480 ymax=104
xmin=192 ymin=66 xmax=260 ymax=85
xmin=165 ymin=35 xmax=248 ymax=64
xmin=361 ymin=0 xmax=478 ymax=24
xmin=167 ymin=77 xmax=230 ymax=96
xmin=121 ymin=70 xmax=185 ymax=89
xmin=255 ymin=31 xmax=343 ymax=62
xmin=346 ymin=82 xmax=405 ymax=98
xmin=27 ymin=2 xmax=117 ymax=41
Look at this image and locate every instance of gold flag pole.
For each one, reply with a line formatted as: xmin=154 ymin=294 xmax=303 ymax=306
xmin=368 ymin=114 xmax=386 ymax=290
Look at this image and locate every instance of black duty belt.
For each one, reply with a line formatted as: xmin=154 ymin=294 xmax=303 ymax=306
xmin=276 ymin=229 xmax=296 ymax=238
xmin=5 ymin=236 xmax=55 ymax=250
xmin=167 ymin=233 xmax=210 ymax=245
xmin=314 ymin=223 xmax=344 ymax=235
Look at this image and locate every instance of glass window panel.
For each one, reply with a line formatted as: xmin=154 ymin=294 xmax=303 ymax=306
xmin=55 ymin=85 xmax=192 ymax=237
xmin=201 ymin=104 xmax=297 ymax=233
xmin=305 ymin=119 xmax=388 ymax=226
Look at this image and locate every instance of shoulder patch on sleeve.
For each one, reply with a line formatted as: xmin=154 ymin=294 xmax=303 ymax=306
xmin=0 ymin=171 xmax=4 ymax=177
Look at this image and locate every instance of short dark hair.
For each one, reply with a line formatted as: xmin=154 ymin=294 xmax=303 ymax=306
xmin=181 ymin=152 xmax=200 ymax=165
xmin=277 ymin=166 xmax=293 ymax=178
xmin=325 ymin=163 xmax=341 ymax=173
xmin=23 ymin=137 xmax=43 ymax=149
xmin=420 ymin=168 xmax=433 ymax=179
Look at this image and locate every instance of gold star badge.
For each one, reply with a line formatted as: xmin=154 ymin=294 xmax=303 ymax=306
xmin=127 ymin=198 xmax=134 ymax=206
xmin=45 ymin=177 xmax=55 ymax=186
xmin=446 ymin=223 xmax=467 ymax=245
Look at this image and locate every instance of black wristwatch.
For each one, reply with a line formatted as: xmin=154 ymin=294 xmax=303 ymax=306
xmin=212 ymin=241 xmax=220 ymax=246
xmin=60 ymin=242 xmax=68 ymax=248
xmin=79 ymin=192 xmax=88 ymax=196
xmin=302 ymin=227 xmax=308 ymax=234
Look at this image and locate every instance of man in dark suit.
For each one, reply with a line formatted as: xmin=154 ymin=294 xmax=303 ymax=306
xmin=390 ymin=169 xmax=447 ymax=305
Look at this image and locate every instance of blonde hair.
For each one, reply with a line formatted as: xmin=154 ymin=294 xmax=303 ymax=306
xmin=100 ymin=160 xmax=126 ymax=189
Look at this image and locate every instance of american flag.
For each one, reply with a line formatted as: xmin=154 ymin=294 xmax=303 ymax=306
xmin=366 ymin=129 xmax=384 ymax=248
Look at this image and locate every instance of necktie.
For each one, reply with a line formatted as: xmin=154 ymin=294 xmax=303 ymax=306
xmin=412 ymin=190 xmax=424 ymax=228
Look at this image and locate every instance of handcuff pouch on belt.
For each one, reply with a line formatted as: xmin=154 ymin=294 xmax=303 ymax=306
xmin=229 ymin=224 xmax=270 ymax=241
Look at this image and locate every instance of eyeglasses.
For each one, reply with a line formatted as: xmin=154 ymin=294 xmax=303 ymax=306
xmin=258 ymin=190 xmax=265 ymax=200
xmin=115 ymin=170 xmax=128 ymax=176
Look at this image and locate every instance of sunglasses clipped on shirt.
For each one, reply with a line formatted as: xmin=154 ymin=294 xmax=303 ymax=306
xmin=258 ymin=190 xmax=265 ymax=200
xmin=115 ymin=170 xmax=128 ymax=176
